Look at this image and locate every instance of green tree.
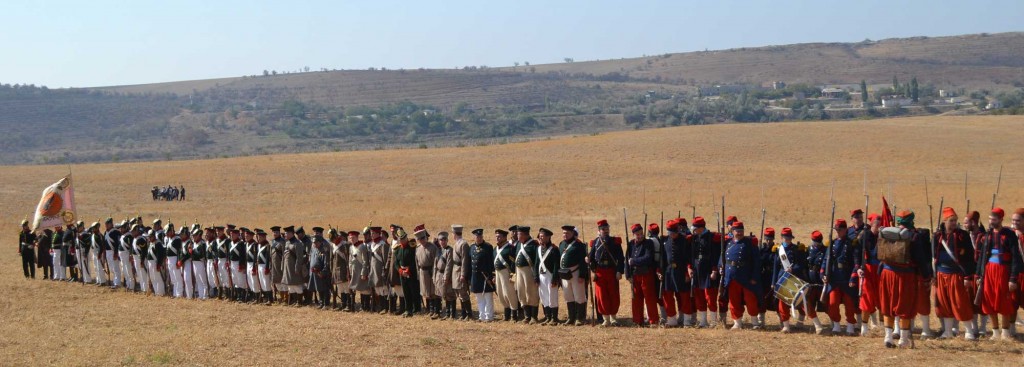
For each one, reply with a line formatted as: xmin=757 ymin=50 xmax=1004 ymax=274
xmin=892 ymin=76 xmax=899 ymax=92
xmin=860 ymin=80 xmax=868 ymax=105
xmin=910 ymin=77 xmax=919 ymax=102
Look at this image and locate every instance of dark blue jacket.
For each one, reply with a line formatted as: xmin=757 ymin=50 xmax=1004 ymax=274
xmin=723 ymin=236 xmax=762 ymax=295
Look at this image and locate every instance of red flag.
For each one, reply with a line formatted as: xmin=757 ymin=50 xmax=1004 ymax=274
xmin=880 ymin=196 xmax=894 ymax=227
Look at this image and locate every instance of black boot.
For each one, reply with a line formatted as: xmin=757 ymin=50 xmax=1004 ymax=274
xmin=396 ymin=297 xmax=405 ymax=316
xmin=514 ymin=307 xmax=523 ymax=323
xmin=550 ymin=307 xmax=560 ymax=326
xmin=576 ymin=302 xmax=587 ymax=326
xmin=440 ymin=301 xmax=450 ymax=320
xmin=449 ymin=301 xmax=457 ymax=320
xmin=504 ymin=308 xmax=512 ymax=321
xmin=430 ymin=299 xmax=440 ymax=319
xmin=563 ymin=303 xmax=577 ymax=326
xmin=361 ymin=294 xmax=371 ymax=312
xmin=460 ymin=300 xmax=471 ymax=321
xmin=539 ymin=307 xmax=550 ymax=325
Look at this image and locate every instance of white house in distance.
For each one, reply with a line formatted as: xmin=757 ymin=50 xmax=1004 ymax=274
xmin=882 ymin=95 xmax=913 ymax=108
xmin=821 ymin=87 xmax=847 ymax=99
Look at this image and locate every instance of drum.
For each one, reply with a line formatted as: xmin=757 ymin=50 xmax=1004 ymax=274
xmin=774 ymin=271 xmax=811 ymax=307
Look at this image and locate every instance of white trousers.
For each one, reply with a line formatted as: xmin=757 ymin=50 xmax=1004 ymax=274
xmin=166 ymin=256 xmax=183 ymax=297
xmin=218 ymin=259 xmax=231 ymax=288
xmin=134 ymin=256 xmax=149 ymax=293
xmin=193 ymin=261 xmax=208 ymax=299
xmin=539 ymin=272 xmax=560 ymax=307
xmin=231 ymin=261 xmax=247 ymax=290
xmin=476 ymin=293 xmax=495 ymax=321
xmin=107 ymin=251 xmax=121 ymax=287
xmin=257 ymin=264 xmax=272 ymax=291
xmin=495 ymin=268 xmax=519 ymax=309
xmin=119 ymin=251 xmax=134 ymax=289
xmin=207 ymin=259 xmax=219 ymax=288
xmin=247 ymin=263 xmax=261 ymax=292
xmin=91 ymin=251 xmax=107 ymax=284
xmin=182 ymin=260 xmax=194 ymax=298
xmin=147 ymin=260 xmax=165 ymax=296
xmin=76 ymin=250 xmax=88 ymax=282
xmin=561 ymin=269 xmax=587 ymax=304
xmin=52 ymin=249 xmax=66 ymax=280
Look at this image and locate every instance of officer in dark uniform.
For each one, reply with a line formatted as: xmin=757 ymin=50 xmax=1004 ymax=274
xmin=824 ymin=219 xmax=860 ymax=335
xmin=756 ymin=228 xmax=777 ymax=329
xmin=18 ymin=220 xmax=37 ymax=279
xmin=662 ymin=218 xmax=693 ymax=327
xmin=469 ymin=228 xmax=496 ymax=321
xmin=309 ymin=229 xmax=332 ymax=309
xmin=806 ymin=230 xmax=828 ymax=334
xmin=689 ymin=217 xmax=722 ymax=327
xmin=37 ymin=228 xmax=53 ymax=280
xmin=588 ymin=219 xmax=624 ymax=326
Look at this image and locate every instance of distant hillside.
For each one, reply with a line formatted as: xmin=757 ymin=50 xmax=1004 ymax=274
xmin=2 ymin=32 xmax=1022 ymax=165
xmin=520 ymin=32 xmax=1024 ymax=90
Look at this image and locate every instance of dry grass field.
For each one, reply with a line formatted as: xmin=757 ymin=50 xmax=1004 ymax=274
xmin=2 ymin=115 xmax=1023 ymax=366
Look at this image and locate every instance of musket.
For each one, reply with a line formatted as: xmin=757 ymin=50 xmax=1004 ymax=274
xmin=717 ymin=195 xmax=727 ymax=328
xmin=964 ymin=171 xmax=970 ymax=216
xmin=991 ymin=165 xmax=1002 ymax=210
xmin=819 ymin=180 xmax=836 ymax=303
xmin=859 ymin=193 xmax=869 ymax=297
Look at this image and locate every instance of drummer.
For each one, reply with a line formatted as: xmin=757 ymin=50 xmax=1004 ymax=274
xmin=772 ymin=227 xmax=809 ymax=333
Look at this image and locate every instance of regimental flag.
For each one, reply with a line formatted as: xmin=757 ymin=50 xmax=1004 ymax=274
xmin=32 ymin=174 xmax=76 ymax=231
xmin=880 ymin=196 xmax=894 ymax=227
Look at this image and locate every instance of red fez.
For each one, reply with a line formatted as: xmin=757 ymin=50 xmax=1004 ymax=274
xmin=692 ymin=217 xmax=706 ymax=227
xmin=630 ymin=223 xmax=643 ymax=233
xmin=731 ymin=221 xmax=744 ymax=230
xmin=676 ymin=217 xmax=687 ymax=226
xmin=666 ymin=219 xmax=678 ymax=228
xmin=597 ymin=219 xmax=609 ymax=228
xmin=941 ymin=207 xmax=957 ymax=221
xmin=726 ymin=216 xmax=737 ymax=223
xmin=896 ymin=210 xmax=913 ymax=218
xmin=867 ymin=213 xmax=880 ymax=223
xmin=811 ymin=230 xmax=823 ymax=242
xmin=991 ymin=207 xmax=1005 ymax=218
xmin=834 ymin=219 xmax=847 ymax=228
xmin=763 ymin=227 xmax=775 ymax=237
xmin=850 ymin=209 xmax=863 ymax=217
xmin=781 ymin=227 xmax=793 ymax=237
xmin=648 ymin=223 xmax=659 ymax=233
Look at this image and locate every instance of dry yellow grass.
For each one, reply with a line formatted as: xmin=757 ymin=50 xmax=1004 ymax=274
xmin=2 ymin=115 xmax=1023 ymax=366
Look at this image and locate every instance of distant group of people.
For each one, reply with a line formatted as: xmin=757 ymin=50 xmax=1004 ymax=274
xmin=151 ymin=185 xmax=185 ymax=201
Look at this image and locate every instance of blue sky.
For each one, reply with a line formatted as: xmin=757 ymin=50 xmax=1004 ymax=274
xmin=2 ymin=0 xmax=1020 ymax=88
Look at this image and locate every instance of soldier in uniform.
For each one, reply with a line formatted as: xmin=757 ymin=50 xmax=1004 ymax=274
xmin=365 ymin=227 xmax=391 ymax=313
xmin=771 ymin=227 xmax=809 ymax=333
xmin=536 ymin=228 xmax=560 ymax=325
xmin=269 ymin=226 xmax=285 ymax=303
xmin=309 ymin=228 xmax=332 ymax=309
xmin=129 ymin=225 xmax=148 ymax=293
xmin=190 ymin=228 xmax=209 ymax=299
xmin=246 ymin=228 xmax=263 ymax=303
xmin=690 ymin=217 xmax=722 ymax=327
xmin=855 ymin=212 xmax=883 ymax=336
xmin=493 ymin=228 xmax=520 ymax=322
xmin=626 ymin=223 xmax=659 ymax=327
xmin=932 ymin=207 xmax=977 ymax=339
xmin=589 ymin=219 xmax=624 ymax=326
xmin=722 ymin=221 xmax=762 ymax=330
xmin=978 ymin=208 xmax=1022 ymax=341
xmin=349 ymin=230 xmax=372 ymax=311
xmin=433 ymin=231 xmax=456 ymax=320
xmin=513 ymin=226 xmax=541 ymax=324
xmin=386 ymin=226 xmax=403 ymax=315
xmin=450 ymin=225 xmax=473 ymax=320
xmin=394 ymin=227 xmax=419 ymax=317
xmin=414 ymin=225 xmax=440 ymax=318
xmin=662 ymin=219 xmax=694 ymax=327
xmin=37 ymin=228 xmax=52 ymax=280
xmin=963 ymin=212 xmax=990 ymax=337
xmin=103 ymin=218 xmax=122 ymax=289
xmin=54 ymin=225 xmax=70 ymax=281
xmin=329 ymin=228 xmax=351 ymax=310
xmin=18 ymin=220 xmax=36 ymax=279
xmin=208 ymin=227 xmax=225 ymax=299
xmin=281 ymin=226 xmax=306 ymax=305
xmin=117 ymin=221 xmax=136 ymax=291
xmin=229 ymin=228 xmax=250 ymax=302
xmin=253 ymin=229 xmax=272 ymax=304
xmin=146 ymin=229 xmax=166 ymax=296
xmin=178 ymin=227 xmax=194 ymax=298
xmin=88 ymin=222 xmax=109 ymax=286
xmin=878 ymin=210 xmax=932 ymax=348
xmin=804 ymin=230 xmax=828 ymax=334
xmin=824 ymin=219 xmax=860 ymax=335
xmin=470 ymin=228 xmax=496 ymax=322
xmin=755 ymin=227 xmax=776 ymax=329
xmin=162 ymin=224 xmax=183 ymax=297
xmin=559 ymin=225 xmax=588 ymax=326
